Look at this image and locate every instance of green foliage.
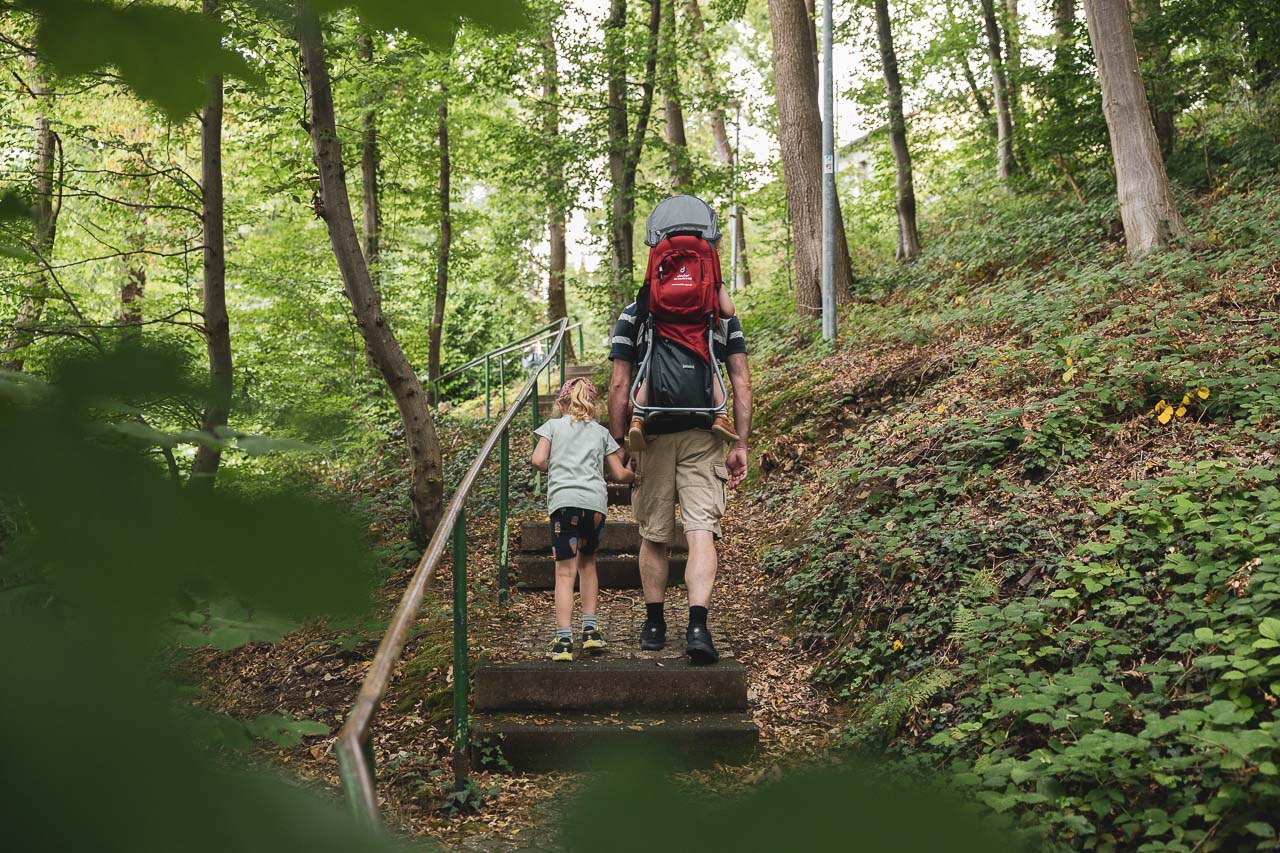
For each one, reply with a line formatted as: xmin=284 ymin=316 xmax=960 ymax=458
xmin=0 ymin=347 xmax=401 ymax=852
xmin=22 ymin=0 xmax=254 ymax=119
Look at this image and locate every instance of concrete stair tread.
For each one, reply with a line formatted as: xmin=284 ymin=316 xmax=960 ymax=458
xmin=474 ymin=656 xmax=746 ymax=713
xmin=471 ymin=710 xmax=759 ymax=771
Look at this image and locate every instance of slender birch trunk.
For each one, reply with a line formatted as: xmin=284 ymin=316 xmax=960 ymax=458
xmin=1 ymin=67 xmax=57 ymax=372
xmin=978 ymin=0 xmax=1015 ymax=183
xmin=873 ymin=0 xmax=920 ymax=261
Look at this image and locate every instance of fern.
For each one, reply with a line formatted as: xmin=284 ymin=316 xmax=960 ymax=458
xmin=857 ymin=667 xmax=958 ymax=744
xmin=948 ymin=568 xmax=1000 ymax=645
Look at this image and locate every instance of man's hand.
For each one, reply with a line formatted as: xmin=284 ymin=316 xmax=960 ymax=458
xmin=726 ymin=442 xmax=748 ymax=488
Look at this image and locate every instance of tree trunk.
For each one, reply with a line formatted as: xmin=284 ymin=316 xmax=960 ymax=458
xmin=874 ymin=0 xmax=920 ymax=261
xmin=192 ymin=0 xmax=233 ymax=483
xmin=298 ymin=7 xmax=444 ymax=536
xmin=121 ymin=161 xmax=149 ymax=338
xmin=802 ymin=0 xmax=818 ymax=90
xmin=359 ymin=31 xmax=381 ymax=283
xmin=1053 ymin=0 xmax=1076 ymax=70
xmin=978 ymin=0 xmax=1015 ymax=183
xmin=1 ymin=67 xmax=57 ymax=372
xmin=960 ymin=51 xmax=993 ymax=123
xmin=1082 ymin=0 xmax=1188 ymax=255
xmin=1002 ymin=0 xmax=1022 ymax=120
xmin=1132 ymin=0 xmax=1176 ymax=161
xmin=120 ymin=245 xmax=145 ymax=334
xmin=1243 ymin=4 xmax=1279 ymax=93
xmin=685 ymin=0 xmax=750 ymax=287
xmin=767 ymin=0 xmax=854 ymax=315
xmin=429 ymin=82 xmax=450 ymax=386
xmin=541 ymin=29 xmax=574 ymax=360
xmin=661 ymin=0 xmax=694 ymax=192
xmin=605 ymin=0 xmax=661 ymax=312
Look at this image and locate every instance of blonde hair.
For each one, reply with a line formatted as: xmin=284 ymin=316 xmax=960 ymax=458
xmin=558 ymin=378 xmax=598 ymax=421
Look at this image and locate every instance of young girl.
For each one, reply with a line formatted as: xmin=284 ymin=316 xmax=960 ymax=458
xmin=627 ymin=285 xmax=739 ymax=452
xmin=531 ymin=377 xmax=634 ymax=661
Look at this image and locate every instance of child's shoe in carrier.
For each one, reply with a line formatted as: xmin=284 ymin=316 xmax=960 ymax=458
xmin=627 ymin=415 xmax=648 ymax=452
xmin=710 ymin=413 xmax=739 ymax=443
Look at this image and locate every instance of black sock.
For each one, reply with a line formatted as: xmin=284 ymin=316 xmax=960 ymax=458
xmin=689 ymin=605 xmax=708 ymax=626
xmin=646 ymin=602 xmax=665 ymax=624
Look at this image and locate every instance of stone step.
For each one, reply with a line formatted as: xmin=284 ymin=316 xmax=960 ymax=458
xmin=474 ymin=658 xmax=748 ymax=713
xmin=514 ymin=552 xmax=685 ymax=590
xmin=519 ymin=519 xmax=685 ymax=553
xmin=471 ymin=711 xmax=758 ymax=772
xmin=564 ymin=363 xmax=598 ymax=378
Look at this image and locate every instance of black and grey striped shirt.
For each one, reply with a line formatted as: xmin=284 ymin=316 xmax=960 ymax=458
xmin=608 ymin=302 xmax=748 ymax=364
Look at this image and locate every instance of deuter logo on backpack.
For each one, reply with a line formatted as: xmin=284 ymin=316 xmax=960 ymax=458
xmin=671 ymin=265 xmax=694 ymax=286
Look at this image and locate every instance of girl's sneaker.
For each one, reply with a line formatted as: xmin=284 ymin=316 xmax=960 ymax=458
xmin=548 ymin=635 xmax=574 ymax=661
xmin=582 ymin=624 xmax=607 ymax=653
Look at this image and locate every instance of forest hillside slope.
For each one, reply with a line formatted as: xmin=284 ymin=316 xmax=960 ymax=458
xmin=742 ymin=173 xmax=1279 ymax=850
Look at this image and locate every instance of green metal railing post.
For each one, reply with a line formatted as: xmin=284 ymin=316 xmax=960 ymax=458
xmin=499 ymin=357 xmax=506 ymax=411
xmin=578 ymin=323 xmax=584 ymax=359
xmin=484 ymin=356 xmax=491 ymax=419
xmin=558 ymin=338 xmax=566 ymax=386
xmin=451 ymin=507 xmax=470 ymax=788
xmin=498 ymin=429 xmax=510 ymax=605
xmin=532 ymin=379 xmax=542 ymax=494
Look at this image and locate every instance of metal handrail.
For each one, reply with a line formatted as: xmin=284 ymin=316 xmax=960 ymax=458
xmin=431 ymin=318 xmax=559 ymax=385
xmin=335 ymin=318 xmax=572 ymax=829
xmin=431 ymin=319 xmax=586 ymax=418
xmin=431 ymin=320 xmax=585 ymax=387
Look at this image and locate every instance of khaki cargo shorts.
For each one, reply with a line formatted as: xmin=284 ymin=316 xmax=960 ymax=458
xmin=633 ymin=429 xmax=728 ymax=544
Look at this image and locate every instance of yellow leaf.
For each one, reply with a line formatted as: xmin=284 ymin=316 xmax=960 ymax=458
xmin=1062 ymin=368 xmax=1077 ymax=383
xmin=892 ymin=639 xmax=904 ymax=651
xmin=1153 ymin=400 xmax=1169 ymax=413
xmin=936 ymin=404 xmax=947 ymax=414
xmin=955 ymin=295 xmax=966 ymax=304
xmin=1158 ymin=408 xmax=1173 ymax=424
xmin=1066 ymin=357 xmax=1073 ymax=367
xmin=1181 ymin=394 xmax=1191 ymax=406
xmin=1197 ymin=387 xmax=1210 ymax=399
xmin=1176 ymin=406 xmax=1187 ymax=417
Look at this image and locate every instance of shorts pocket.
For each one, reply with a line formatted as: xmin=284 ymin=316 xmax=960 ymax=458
xmin=713 ymin=463 xmax=729 ymax=506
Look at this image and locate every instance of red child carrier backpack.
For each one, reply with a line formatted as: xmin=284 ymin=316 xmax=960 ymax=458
xmin=643 ymin=233 xmax=723 ymax=363
xmin=631 ymin=195 xmax=729 ymax=426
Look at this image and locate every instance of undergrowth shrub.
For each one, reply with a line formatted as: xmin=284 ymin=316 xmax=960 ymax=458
xmin=754 ymin=172 xmax=1280 ymax=851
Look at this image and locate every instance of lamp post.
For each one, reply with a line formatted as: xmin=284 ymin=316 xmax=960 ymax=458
xmin=820 ymin=0 xmax=836 ymax=343
xmin=729 ymin=98 xmax=741 ymax=292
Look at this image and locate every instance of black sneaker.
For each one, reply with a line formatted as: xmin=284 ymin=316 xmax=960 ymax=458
xmin=548 ymin=635 xmax=574 ymax=661
xmin=639 ymin=619 xmax=667 ymax=650
xmin=686 ymin=623 xmax=719 ymax=664
xmin=582 ymin=624 xmax=607 ymax=653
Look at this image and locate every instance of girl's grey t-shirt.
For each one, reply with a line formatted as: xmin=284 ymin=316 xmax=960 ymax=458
xmin=534 ymin=416 xmax=620 ymax=515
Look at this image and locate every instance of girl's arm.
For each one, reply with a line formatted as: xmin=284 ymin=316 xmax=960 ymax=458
xmin=604 ymin=448 xmax=634 ymax=484
xmin=718 ymin=284 xmax=736 ymax=319
xmin=531 ymin=436 xmax=551 ymax=473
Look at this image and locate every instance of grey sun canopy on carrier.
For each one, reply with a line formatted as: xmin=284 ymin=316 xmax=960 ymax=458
xmin=644 ymin=194 xmax=721 ymax=247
